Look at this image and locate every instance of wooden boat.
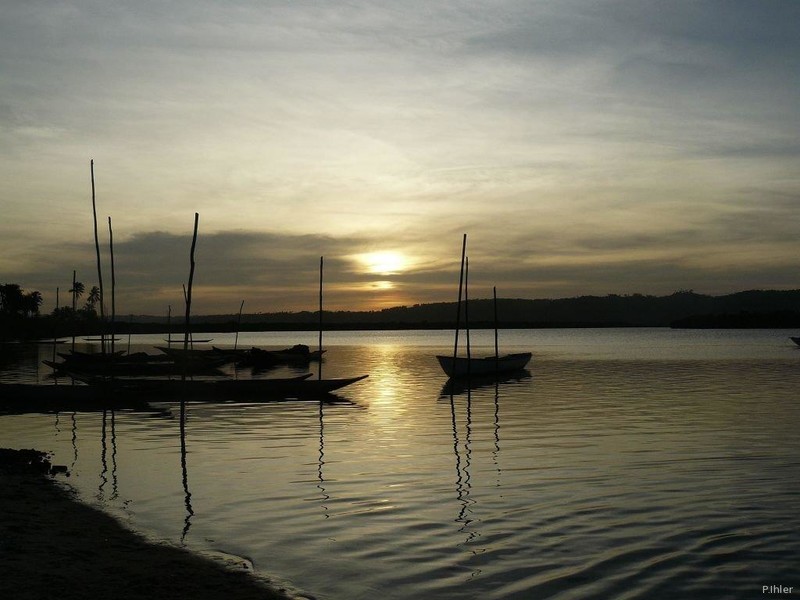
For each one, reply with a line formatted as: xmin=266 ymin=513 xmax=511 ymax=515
xmin=791 ymin=337 xmax=800 ymax=347
xmin=437 ymin=353 xmax=532 ymax=378
xmin=61 ymin=373 xmax=369 ymax=400
xmin=438 ymin=235 xmax=532 ymax=379
xmin=43 ymin=356 xmax=226 ymax=377
xmin=57 ymin=350 xmax=137 ymax=363
xmin=154 ymin=346 xmax=234 ymax=360
xmin=211 ymin=346 xmax=250 ymax=358
xmin=239 ymin=345 xmax=326 ymax=367
xmin=0 ymin=339 xmax=68 ymax=345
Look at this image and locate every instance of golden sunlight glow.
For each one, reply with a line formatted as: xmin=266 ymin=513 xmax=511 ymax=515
xmin=357 ymin=251 xmax=408 ymax=275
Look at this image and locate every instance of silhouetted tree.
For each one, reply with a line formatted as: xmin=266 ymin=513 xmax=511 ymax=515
xmin=0 ymin=283 xmax=42 ymax=317
xmin=23 ymin=291 xmax=42 ymax=316
xmin=85 ymin=285 xmax=101 ymax=314
xmin=70 ymin=280 xmax=85 ymax=303
xmin=0 ymin=284 xmax=24 ymax=315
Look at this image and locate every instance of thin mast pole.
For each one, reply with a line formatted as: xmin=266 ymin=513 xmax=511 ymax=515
xmin=465 ymin=257 xmax=471 ymax=364
xmin=71 ymin=270 xmax=77 ymax=353
xmin=493 ymin=286 xmax=499 ymax=357
xmin=52 ymin=287 xmax=59 ymax=362
xmin=318 ymin=256 xmax=323 ymax=380
xmin=493 ymin=286 xmax=499 ymax=372
xmin=183 ymin=213 xmax=199 ymax=377
xmin=452 ymin=234 xmax=467 ymax=369
xmin=108 ymin=217 xmax=116 ymax=357
xmin=234 ymin=300 xmax=244 ymax=350
xmin=90 ymin=159 xmax=106 ymax=355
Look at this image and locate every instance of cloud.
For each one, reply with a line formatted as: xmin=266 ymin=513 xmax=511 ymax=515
xmin=1 ymin=1 xmax=799 ymax=314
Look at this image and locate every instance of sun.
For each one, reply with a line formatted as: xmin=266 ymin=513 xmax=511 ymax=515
xmin=358 ymin=251 xmax=408 ymax=275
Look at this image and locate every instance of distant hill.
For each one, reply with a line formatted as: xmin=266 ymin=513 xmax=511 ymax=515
xmin=124 ymin=289 xmax=800 ymax=330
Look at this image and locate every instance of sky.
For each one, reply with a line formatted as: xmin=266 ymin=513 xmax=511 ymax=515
xmin=1 ymin=0 xmax=798 ymax=315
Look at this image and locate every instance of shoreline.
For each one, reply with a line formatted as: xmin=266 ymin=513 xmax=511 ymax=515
xmin=0 ymin=448 xmax=312 ymax=600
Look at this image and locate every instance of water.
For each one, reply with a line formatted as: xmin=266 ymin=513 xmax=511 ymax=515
xmin=2 ymin=328 xmax=799 ymax=599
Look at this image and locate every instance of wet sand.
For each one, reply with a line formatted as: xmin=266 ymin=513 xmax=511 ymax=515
xmin=0 ymin=448 xmax=311 ymax=600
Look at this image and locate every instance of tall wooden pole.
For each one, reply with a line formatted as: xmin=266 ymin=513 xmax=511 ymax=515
xmin=53 ymin=287 xmax=59 ymax=362
xmin=493 ymin=286 xmax=499 ymax=372
xmin=493 ymin=286 xmax=499 ymax=356
xmin=71 ymin=270 xmax=77 ymax=353
xmin=90 ymin=159 xmax=106 ymax=355
xmin=451 ymin=234 xmax=467 ymax=369
xmin=183 ymin=213 xmax=199 ymax=376
xmin=465 ymin=257 xmax=471 ymax=364
xmin=318 ymin=256 xmax=323 ymax=380
xmin=234 ymin=300 xmax=244 ymax=350
xmin=108 ymin=217 xmax=116 ymax=357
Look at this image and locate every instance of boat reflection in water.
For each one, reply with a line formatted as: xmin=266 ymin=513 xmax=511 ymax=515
xmin=440 ymin=369 xmax=531 ymax=397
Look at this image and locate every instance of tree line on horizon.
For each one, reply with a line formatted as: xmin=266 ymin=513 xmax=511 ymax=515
xmin=136 ymin=288 xmax=800 ymax=329
xmin=3 ymin=285 xmax=800 ymax=340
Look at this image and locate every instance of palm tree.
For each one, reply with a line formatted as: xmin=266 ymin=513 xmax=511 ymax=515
xmin=0 ymin=284 xmax=23 ymax=315
xmin=69 ymin=281 xmax=85 ymax=303
xmin=85 ymin=285 xmax=101 ymax=314
xmin=23 ymin=291 xmax=43 ymax=317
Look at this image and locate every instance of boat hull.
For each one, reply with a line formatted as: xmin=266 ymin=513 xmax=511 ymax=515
xmin=436 ymin=352 xmax=532 ymax=378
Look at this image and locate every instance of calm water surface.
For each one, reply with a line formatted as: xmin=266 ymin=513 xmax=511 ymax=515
xmin=2 ymin=328 xmax=799 ymax=599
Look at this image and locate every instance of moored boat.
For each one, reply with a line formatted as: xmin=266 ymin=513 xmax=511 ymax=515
xmin=436 ymin=352 xmax=532 ymax=378
xmin=438 ymin=234 xmax=533 ymax=380
xmin=239 ymin=345 xmax=326 ymax=367
xmin=43 ymin=356 xmax=227 ymax=377
xmin=44 ymin=372 xmax=369 ymax=401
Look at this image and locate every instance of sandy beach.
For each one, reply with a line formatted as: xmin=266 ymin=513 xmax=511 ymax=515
xmin=0 ymin=448 xmax=310 ymax=600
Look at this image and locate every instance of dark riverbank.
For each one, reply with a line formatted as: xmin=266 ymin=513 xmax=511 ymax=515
xmin=5 ymin=289 xmax=800 ymax=341
xmin=0 ymin=449 xmax=308 ymax=600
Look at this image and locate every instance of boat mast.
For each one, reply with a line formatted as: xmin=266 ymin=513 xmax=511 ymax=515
xmin=183 ymin=212 xmax=199 ymax=379
xmin=465 ymin=256 xmax=471 ymax=366
xmin=493 ymin=286 xmax=499 ymax=372
xmin=108 ymin=217 xmax=116 ymax=357
xmin=90 ymin=160 xmax=106 ymax=355
xmin=234 ymin=300 xmax=244 ymax=351
xmin=318 ymin=255 xmax=324 ymax=380
xmin=452 ymin=234 xmax=467 ymax=368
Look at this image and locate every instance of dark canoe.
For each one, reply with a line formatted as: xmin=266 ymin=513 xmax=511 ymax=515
xmin=155 ymin=346 xmax=235 ymax=361
xmin=1 ymin=374 xmax=368 ymax=410
xmin=435 ymin=352 xmax=532 ymax=378
xmin=791 ymin=337 xmax=800 ymax=347
xmin=56 ymin=373 xmax=369 ymax=401
xmin=239 ymin=345 xmax=326 ymax=367
xmin=43 ymin=357 xmax=227 ymax=377
xmin=57 ymin=350 xmax=162 ymax=364
xmin=0 ymin=339 xmax=68 ymax=345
